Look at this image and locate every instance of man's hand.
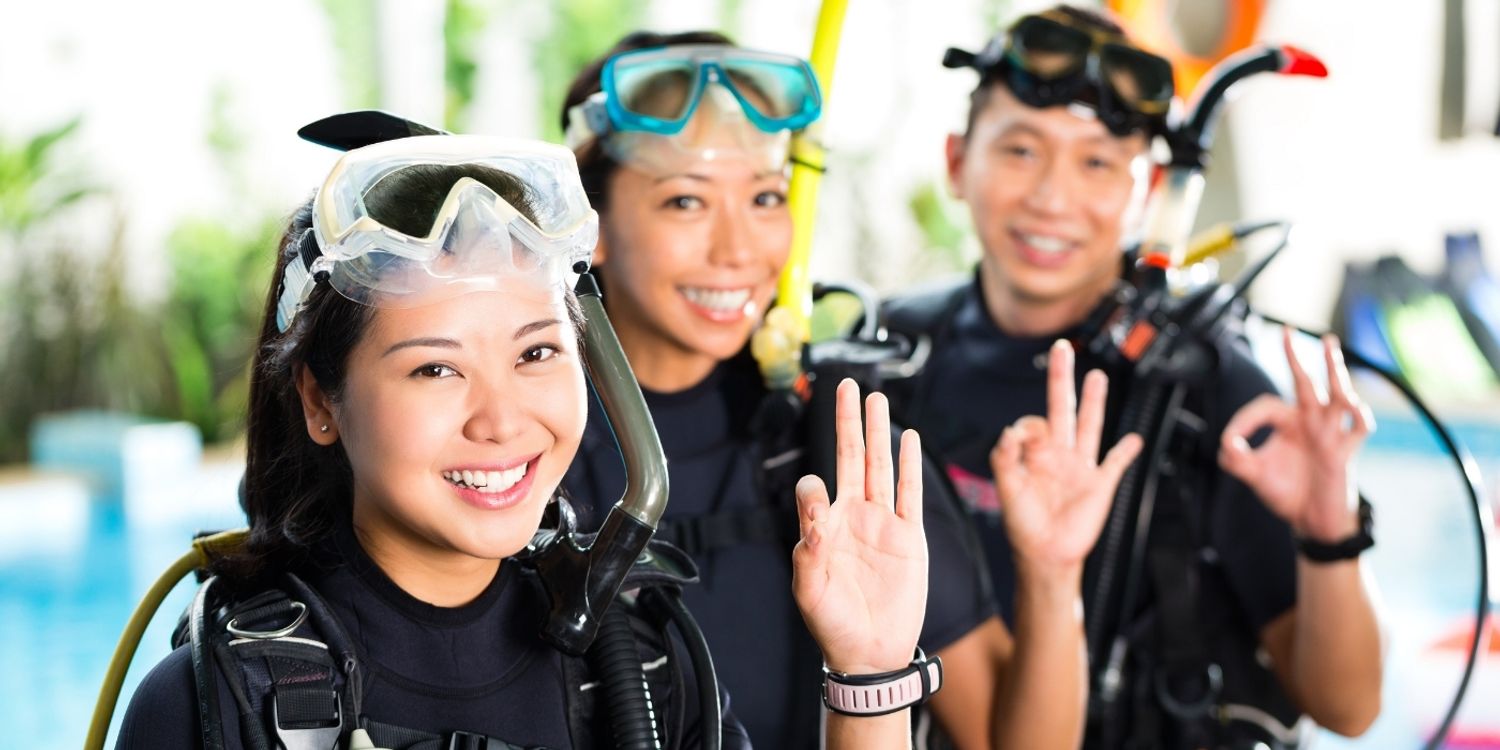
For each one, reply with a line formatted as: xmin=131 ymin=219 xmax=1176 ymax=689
xmin=992 ymin=340 xmax=1143 ymax=574
xmin=1219 ymin=328 xmax=1374 ymax=542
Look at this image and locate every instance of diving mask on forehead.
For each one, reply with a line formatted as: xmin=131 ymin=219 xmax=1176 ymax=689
xmin=944 ymin=10 xmax=1175 ymax=137
xmin=565 ymin=44 xmax=823 ymax=175
xmin=276 ymin=135 xmax=599 ymax=332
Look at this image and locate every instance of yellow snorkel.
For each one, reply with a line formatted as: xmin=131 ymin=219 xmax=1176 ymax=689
xmin=751 ymin=0 xmax=849 ymax=391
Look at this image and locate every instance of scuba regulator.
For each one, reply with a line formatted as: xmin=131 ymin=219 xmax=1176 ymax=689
xmin=1060 ymin=46 xmax=1491 ymax=750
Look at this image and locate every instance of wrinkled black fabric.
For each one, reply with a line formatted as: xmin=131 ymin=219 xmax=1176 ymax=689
xmin=116 ymin=521 xmax=750 ymax=749
xmin=565 ymin=351 xmax=996 ymax=749
xmin=885 ymin=274 xmax=1295 ymax=633
xmin=884 ymin=272 xmax=1301 ymax=747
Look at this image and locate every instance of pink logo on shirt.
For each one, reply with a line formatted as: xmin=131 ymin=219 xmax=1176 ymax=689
xmin=946 ymin=463 xmax=1001 ymax=514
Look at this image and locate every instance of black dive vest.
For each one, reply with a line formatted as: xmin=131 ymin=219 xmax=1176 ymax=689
xmin=175 ymin=537 xmax=710 ymax=750
xmin=881 ymin=277 xmax=1307 ymax=750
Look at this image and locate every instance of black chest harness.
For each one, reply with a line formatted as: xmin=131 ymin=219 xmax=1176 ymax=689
xmin=175 ymin=533 xmax=709 ymax=750
xmin=881 ymin=277 xmax=1307 ymax=750
xmin=569 ymin=380 xmax=824 ymax=746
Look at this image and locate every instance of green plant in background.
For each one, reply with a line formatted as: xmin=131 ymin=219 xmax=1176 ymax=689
xmin=0 ymin=118 xmax=156 ymax=463
xmin=160 ymin=217 xmax=279 ymax=444
xmin=0 ymin=117 xmax=98 ymax=240
xmin=444 ymin=0 xmax=489 ymax=132
xmin=907 ymin=178 xmax=975 ymax=274
xmin=317 ymin=0 xmax=385 ymax=110
xmin=0 ymin=104 xmax=278 ymax=462
xmin=531 ymin=0 xmax=647 ymax=141
xmin=0 ymin=217 xmax=173 ymax=463
xmin=154 ymin=83 xmax=285 ymax=446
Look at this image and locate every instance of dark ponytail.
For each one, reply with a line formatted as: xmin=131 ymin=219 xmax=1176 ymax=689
xmin=211 ymin=197 xmax=370 ymax=583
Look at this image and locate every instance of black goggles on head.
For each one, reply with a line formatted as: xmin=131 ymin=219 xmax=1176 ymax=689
xmin=944 ymin=10 xmax=1175 ymax=137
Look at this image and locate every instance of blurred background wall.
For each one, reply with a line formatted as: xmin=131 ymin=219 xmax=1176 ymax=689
xmin=3 ymin=1 xmax=1499 ymax=747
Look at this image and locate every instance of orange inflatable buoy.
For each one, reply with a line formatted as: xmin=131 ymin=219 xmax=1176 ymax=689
xmin=1107 ymin=0 xmax=1267 ymax=98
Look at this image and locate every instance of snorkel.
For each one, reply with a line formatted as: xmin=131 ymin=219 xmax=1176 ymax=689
xmin=1134 ymin=45 xmax=1327 ymax=283
xmin=750 ymin=0 xmax=848 ymax=391
xmin=1089 ymin=44 xmax=1329 ymax=372
xmin=1075 ymin=46 xmax=1492 ymax=750
xmin=530 ymin=269 xmax=669 ymax=654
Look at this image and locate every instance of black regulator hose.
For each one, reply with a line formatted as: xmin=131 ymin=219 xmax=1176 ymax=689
xmin=642 ymin=587 xmax=723 ymax=750
xmin=1087 ymin=379 xmax=1171 ymax=673
xmin=588 ymin=604 xmax=662 ymax=750
xmin=1262 ymin=316 xmax=1493 ymax=750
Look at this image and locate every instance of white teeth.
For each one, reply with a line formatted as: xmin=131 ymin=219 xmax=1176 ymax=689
xmin=1019 ymin=232 xmax=1073 ymax=254
xmin=444 ymin=463 xmax=530 ymax=493
xmin=682 ymin=287 xmax=752 ymax=312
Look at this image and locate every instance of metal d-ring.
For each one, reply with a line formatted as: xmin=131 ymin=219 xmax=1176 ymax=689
xmin=226 ymin=600 xmax=309 ymax=640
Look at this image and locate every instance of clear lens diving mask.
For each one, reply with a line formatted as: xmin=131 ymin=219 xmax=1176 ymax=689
xmin=276 ymin=135 xmax=599 ymax=332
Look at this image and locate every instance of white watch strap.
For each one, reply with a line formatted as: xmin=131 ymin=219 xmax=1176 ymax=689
xmin=824 ymin=659 xmax=943 ymax=716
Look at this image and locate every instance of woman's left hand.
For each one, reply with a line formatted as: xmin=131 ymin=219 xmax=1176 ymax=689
xmin=1219 ymin=328 xmax=1375 ymax=541
xmin=792 ymin=379 xmax=927 ymax=675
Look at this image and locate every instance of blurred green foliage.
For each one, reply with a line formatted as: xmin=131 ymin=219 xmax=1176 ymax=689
xmin=0 ymin=117 xmax=97 ymax=239
xmin=0 ymin=239 xmax=176 ymax=462
xmin=317 ymin=0 xmax=385 ymax=110
xmin=444 ymin=0 xmax=489 ymax=132
xmin=159 ymin=217 xmax=279 ymax=444
xmin=531 ymin=0 xmax=646 ymax=141
xmin=154 ymin=83 xmax=282 ymax=446
xmin=0 ymin=119 xmax=148 ymax=462
xmin=0 ymin=98 xmax=280 ymax=462
xmin=907 ymin=179 xmax=975 ymax=274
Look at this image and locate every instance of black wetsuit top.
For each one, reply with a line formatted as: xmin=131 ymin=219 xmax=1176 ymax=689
xmin=115 ymin=522 xmax=749 ymax=749
xmin=564 ymin=351 xmax=996 ymax=749
xmin=884 ymin=273 xmax=1301 ymax=743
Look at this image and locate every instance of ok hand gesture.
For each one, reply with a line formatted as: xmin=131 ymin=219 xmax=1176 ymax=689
xmin=991 ymin=340 xmax=1143 ymax=574
xmin=1219 ymin=328 xmax=1373 ymax=541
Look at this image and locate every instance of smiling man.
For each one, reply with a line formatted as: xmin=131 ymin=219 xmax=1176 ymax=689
xmin=883 ymin=5 xmax=1384 ymax=749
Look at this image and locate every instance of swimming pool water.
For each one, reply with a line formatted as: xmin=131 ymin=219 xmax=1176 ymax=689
xmin=2 ymin=411 xmax=1496 ymax=749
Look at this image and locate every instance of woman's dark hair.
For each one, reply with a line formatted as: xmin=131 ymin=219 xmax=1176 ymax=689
xmin=561 ymin=30 xmax=737 ymax=212
xmin=962 ymin=4 xmax=1129 ymax=138
xmin=214 ymin=161 xmax=582 ymax=583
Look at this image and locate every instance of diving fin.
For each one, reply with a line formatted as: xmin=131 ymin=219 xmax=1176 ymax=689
xmin=1440 ymin=231 xmax=1500 ymax=378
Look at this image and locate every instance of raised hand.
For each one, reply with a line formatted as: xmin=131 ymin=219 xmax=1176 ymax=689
xmin=991 ymin=340 xmax=1143 ymax=572
xmin=792 ymin=379 xmax=928 ymax=675
xmin=1219 ymin=328 xmax=1374 ymax=541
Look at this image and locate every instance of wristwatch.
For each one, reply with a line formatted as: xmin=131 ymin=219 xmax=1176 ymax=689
xmin=1295 ymin=497 xmax=1374 ymax=563
xmin=822 ymin=649 xmax=943 ymax=717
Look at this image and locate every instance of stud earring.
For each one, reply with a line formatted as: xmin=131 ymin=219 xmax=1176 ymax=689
xmin=320 ymin=424 xmax=330 ymax=433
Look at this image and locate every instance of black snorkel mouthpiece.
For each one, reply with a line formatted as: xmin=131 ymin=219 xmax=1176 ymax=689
xmin=529 ymin=270 xmax=670 ymax=655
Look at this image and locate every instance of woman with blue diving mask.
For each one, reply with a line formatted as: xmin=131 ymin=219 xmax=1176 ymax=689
xmin=561 ymin=31 xmax=1143 ymax=749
